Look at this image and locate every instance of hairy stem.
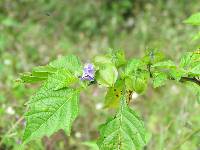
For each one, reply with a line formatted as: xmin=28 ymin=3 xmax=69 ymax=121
xmin=180 ymin=77 xmax=200 ymax=86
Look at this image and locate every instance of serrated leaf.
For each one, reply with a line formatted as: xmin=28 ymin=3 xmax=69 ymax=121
xmin=184 ymin=12 xmax=200 ymax=26
xmin=168 ymin=68 xmax=184 ymax=81
xmin=104 ymin=80 xmax=123 ymax=108
xmin=32 ymin=66 xmax=56 ymax=77
xmin=152 ymin=71 xmax=168 ymax=88
xmin=20 ymin=72 xmax=47 ymax=83
xmin=94 ymin=55 xmax=113 ymax=69
xmin=125 ymin=71 xmax=149 ymax=94
xmin=96 ymin=65 xmax=118 ymax=87
xmin=49 ymin=55 xmax=82 ymax=76
xmin=125 ymin=59 xmax=145 ymax=76
xmin=143 ymin=49 xmax=165 ymax=64
xmin=179 ymin=52 xmax=200 ymax=76
xmin=152 ymin=60 xmax=176 ymax=68
xmin=23 ymin=83 xmax=79 ymax=143
xmin=98 ymin=97 xmax=149 ymax=150
xmin=110 ymin=50 xmax=126 ymax=67
xmin=180 ymin=52 xmax=192 ymax=67
xmin=48 ymin=69 xmax=78 ymax=90
xmin=125 ymin=77 xmax=147 ymax=94
xmin=180 ymin=51 xmax=200 ymax=69
xmin=190 ymin=64 xmax=200 ymax=75
xmin=20 ymin=65 xmax=56 ymax=83
xmin=179 ymin=52 xmax=193 ymax=68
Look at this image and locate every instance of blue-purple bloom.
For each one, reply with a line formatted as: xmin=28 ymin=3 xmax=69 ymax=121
xmin=81 ymin=63 xmax=95 ymax=81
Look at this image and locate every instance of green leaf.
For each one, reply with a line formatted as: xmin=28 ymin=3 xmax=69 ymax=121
xmin=104 ymin=80 xmax=123 ymax=108
xmin=20 ymin=65 xmax=56 ymax=83
xmin=96 ymin=65 xmax=118 ymax=87
xmin=179 ymin=51 xmax=200 ymax=77
xmin=124 ymin=59 xmax=149 ymax=93
xmin=190 ymin=64 xmax=200 ymax=75
xmin=184 ymin=12 xmax=200 ymax=26
xmin=143 ymin=49 xmax=165 ymax=64
xmin=23 ymin=82 xmax=80 ymax=143
xmin=110 ymin=50 xmax=126 ymax=67
xmin=125 ymin=76 xmax=147 ymax=94
xmin=152 ymin=60 xmax=176 ymax=68
xmin=97 ymin=97 xmax=149 ymax=150
xmin=20 ymin=72 xmax=47 ymax=83
xmin=152 ymin=71 xmax=168 ymax=88
xmin=47 ymin=69 xmax=78 ymax=90
xmin=125 ymin=59 xmax=145 ymax=76
xmin=49 ymin=55 xmax=82 ymax=76
xmin=32 ymin=66 xmax=56 ymax=77
xmin=94 ymin=55 xmax=113 ymax=69
xmin=179 ymin=52 xmax=193 ymax=68
xmin=125 ymin=71 xmax=149 ymax=94
xmin=168 ymin=68 xmax=184 ymax=81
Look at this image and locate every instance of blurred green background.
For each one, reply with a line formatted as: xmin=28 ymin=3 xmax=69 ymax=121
xmin=0 ymin=0 xmax=200 ymax=150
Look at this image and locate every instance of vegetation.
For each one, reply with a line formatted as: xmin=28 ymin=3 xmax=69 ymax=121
xmin=0 ymin=0 xmax=200 ymax=150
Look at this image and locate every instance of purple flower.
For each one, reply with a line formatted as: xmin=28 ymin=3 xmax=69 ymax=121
xmin=81 ymin=63 xmax=95 ymax=81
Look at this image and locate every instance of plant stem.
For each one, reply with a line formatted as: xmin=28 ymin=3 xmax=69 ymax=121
xmin=180 ymin=77 xmax=200 ymax=86
xmin=147 ymin=63 xmax=153 ymax=78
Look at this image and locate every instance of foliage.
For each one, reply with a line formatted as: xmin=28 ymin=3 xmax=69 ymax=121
xmin=0 ymin=1 xmax=200 ymax=149
xmin=20 ymin=45 xmax=200 ymax=149
xmin=184 ymin=12 xmax=200 ymax=40
xmin=97 ymin=96 xmax=150 ymax=150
